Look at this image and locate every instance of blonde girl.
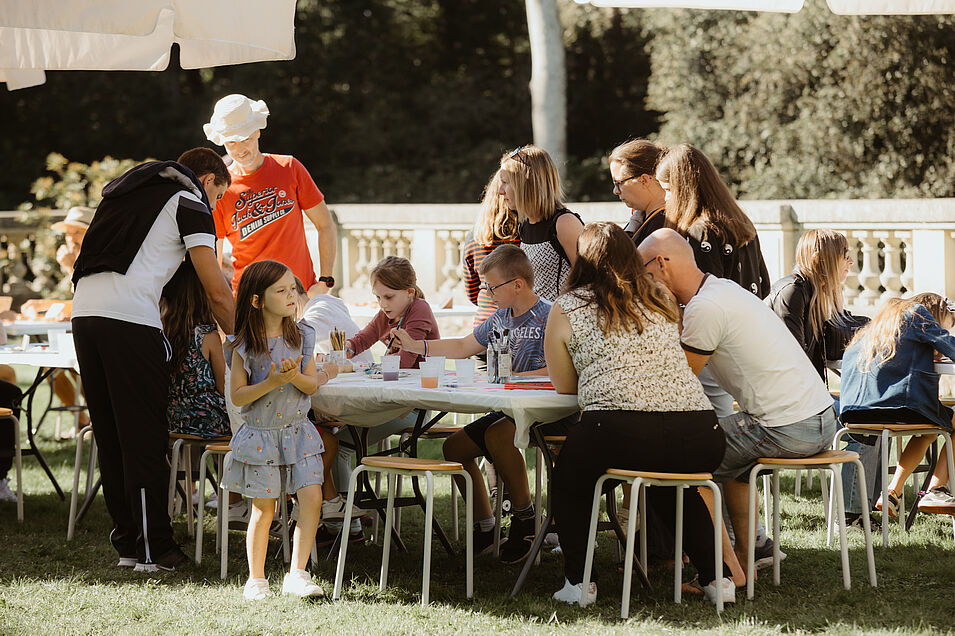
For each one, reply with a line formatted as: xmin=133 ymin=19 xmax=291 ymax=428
xmin=346 ymin=256 xmax=439 ymax=368
xmin=499 ymin=145 xmax=583 ymax=301
xmin=226 ymin=260 xmax=338 ymax=601
xmin=840 ymin=292 xmax=955 ymax=517
xmin=462 ymin=170 xmax=521 ymax=326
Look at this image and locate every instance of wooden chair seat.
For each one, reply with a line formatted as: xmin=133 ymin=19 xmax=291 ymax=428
xmin=361 ymin=456 xmax=463 ymax=472
xmin=845 ymin=423 xmax=945 ymax=433
xmin=205 ymin=443 xmax=232 ymax=452
xmin=170 ymin=432 xmax=232 ymax=442
xmin=542 ymin=435 xmax=567 ymax=444
xmin=606 ymin=468 xmax=713 ymax=481
xmin=401 ymin=424 xmax=464 ymax=438
xmin=0 ymin=407 xmax=12 ymax=417
xmin=757 ymin=449 xmax=858 ymax=466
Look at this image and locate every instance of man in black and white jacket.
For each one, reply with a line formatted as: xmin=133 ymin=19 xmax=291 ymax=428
xmin=72 ymin=148 xmax=234 ymax=571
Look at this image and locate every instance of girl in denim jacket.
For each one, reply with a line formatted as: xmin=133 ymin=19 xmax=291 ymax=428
xmin=840 ymin=292 xmax=955 ymax=517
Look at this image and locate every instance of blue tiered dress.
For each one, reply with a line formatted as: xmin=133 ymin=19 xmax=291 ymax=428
xmin=224 ymin=323 xmax=324 ymax=498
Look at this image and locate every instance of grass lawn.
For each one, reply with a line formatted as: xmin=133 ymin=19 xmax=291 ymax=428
xmin=2 ymin=370 xmax=954 ymax=635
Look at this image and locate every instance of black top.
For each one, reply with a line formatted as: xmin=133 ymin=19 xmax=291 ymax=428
xmin=624 ymin=207 xmax=667 ymax=247
xmin=766 ymin=272 xmax=869 ymax=380
xmin=685 ymin=220 xmax=771 ymax=299
xmin=73 ymin=161 xmax=211 ymax=285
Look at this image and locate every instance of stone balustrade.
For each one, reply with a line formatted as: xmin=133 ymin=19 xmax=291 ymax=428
xmin=6 ymin=200 xmax=955 ymax=325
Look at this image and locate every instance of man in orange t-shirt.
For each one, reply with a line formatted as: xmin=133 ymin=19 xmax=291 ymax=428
xmin=203 ymin=94 xmax=338 ymax=294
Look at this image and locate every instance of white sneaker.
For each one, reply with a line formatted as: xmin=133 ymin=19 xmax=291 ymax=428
xmin=282 ymin=569 xmax=325 ymax=598
xmin=243 ymin=577 xmax=272 ymax=601
xmin=0 ymin=478 xmax=16 ymax=503
xmin=117 ymin=557 xmax=138 ymax=568
xmin=321 ymin=496 xmax=364 ymax=521
xmin=552 ymin=578 xmax=597 ymax=607
xmin=191 ymin=490 xmax=218 ymax=509
xmin=918 ymin=487 xmax=955 ymax=515
xmin=703 ymin=577 xmax=736 ymax=606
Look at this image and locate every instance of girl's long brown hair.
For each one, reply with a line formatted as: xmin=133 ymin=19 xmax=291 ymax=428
xmin=474 ymin=169 xmax=519 ymax=245
xmin=849 ymin=292 xmax=951 ymax=372
xmin=371 ymin=256 xmax=425 ymax=300
xmin=655 ymin=144 xmax=756 ymax=247
xmin=794 ymin=229 xmax=849 ymax=344
xmin=564 ymin=221 xmax=679 ymax=336
xmin=161 ymin=257 xmax=215 ymax=372
xmin=234 ymin=260 xmax=301 ymax=357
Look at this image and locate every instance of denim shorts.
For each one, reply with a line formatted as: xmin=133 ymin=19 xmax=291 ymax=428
xmin=713 ymin=406 xmax=838 ymax=483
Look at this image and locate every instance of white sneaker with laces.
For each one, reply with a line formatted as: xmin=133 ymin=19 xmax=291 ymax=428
xmin=552 ymin=578 xmax=597 ymax=607
xmin=282 ymin=569 xmax=325 ymax=597
xmin=321 ymin=496 xmax=364 ymax=521
xmin=0 ymin=478 xmax=16 ymax=503
xmin=243 ymin=577 xmax=272 ymax=601
xmin=918 ymin=487 xmax=955 ymax=514
xmin=703 ymin=577 xmax=736 ymax=606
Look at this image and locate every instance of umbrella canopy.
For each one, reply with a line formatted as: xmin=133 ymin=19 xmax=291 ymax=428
xmin=583 ymin=0 xmax=955 ymax=13
xmin=0 ymin=0 xmax=297 ymax=90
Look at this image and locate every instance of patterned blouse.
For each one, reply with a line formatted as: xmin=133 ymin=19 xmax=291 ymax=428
xmin=167 ymin=324 xmax=230 ymax=438
xmin=557 ymin=289 xmax=712 ymax=413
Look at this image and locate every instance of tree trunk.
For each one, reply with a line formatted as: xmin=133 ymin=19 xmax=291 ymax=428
xmin=525 ymin=0 xmax=566 ymax=178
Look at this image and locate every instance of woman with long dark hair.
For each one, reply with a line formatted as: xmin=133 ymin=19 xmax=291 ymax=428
xmin=545 ymin=222 xmax=731 ymax=607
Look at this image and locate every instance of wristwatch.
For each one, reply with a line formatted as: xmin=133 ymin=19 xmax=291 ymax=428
xmin=318 ymin=276 xmax=335 ymax=288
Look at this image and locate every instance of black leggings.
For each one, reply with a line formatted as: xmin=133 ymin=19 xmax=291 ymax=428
xmin=553 ymin=409 xmax=729 ymax=586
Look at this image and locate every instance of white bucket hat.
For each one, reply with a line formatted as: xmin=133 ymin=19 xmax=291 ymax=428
xmin=52 ymin=206 xmax=94 ymax=232
xmin=203 ymin=94 xmax=269 ymax=146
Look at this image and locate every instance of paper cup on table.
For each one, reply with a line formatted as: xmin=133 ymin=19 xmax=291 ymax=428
xmin=382 ymin=355 xmax=400 ymax=381
xmin=454 ymin=358 xmax=475 ymax=386
xmin=420 ymin=361 xmax=440 ymax=388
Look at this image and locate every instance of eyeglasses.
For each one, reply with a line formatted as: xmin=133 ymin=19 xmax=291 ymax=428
xmin=481 ymin=278 xmax=517 ymax=296
xmin=506 ymin=146 xmax=530 ymax=167
xmin=612 ymin=174 xmax=640 ymax=190
xmin=644 ymin=256 xmax=669 ymax=268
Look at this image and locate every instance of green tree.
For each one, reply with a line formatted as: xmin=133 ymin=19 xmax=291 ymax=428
xmin=645 ymin=0 xmax=955 ymax=199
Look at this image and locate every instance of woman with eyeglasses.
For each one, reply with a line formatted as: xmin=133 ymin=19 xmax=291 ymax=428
xmin=462 ymin=170 xmax=521 ymax=327
xmin=499 ymin=145 xmax=584 ymax=302
xmin=609 ymin=139 xmax=669 ymax=246
xmin=654 ymin=144 xmax=770 ymax=300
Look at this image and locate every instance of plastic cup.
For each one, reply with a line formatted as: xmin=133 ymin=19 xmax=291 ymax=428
xmin=420 ymin=361 xmax=440 ymax=388
xmin=382 ymin=355 xmax=400 ymax=381
xmin=329 ymin=349 xmax=346 ymax=365
xmin=454 ymin=358 xmax=476 ymax=386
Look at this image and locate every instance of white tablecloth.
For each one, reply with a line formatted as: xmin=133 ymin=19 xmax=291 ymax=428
xmin=311 ymin=371 xmax=580 ymax=449
xmin=0 ymin=334 xmax=78 ymax=371
xmin=2 ymin=320 xmax=72 ymax=337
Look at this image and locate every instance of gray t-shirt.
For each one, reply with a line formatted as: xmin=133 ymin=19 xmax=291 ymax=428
xmin=472 ymin=298 xmax=550 ymax=373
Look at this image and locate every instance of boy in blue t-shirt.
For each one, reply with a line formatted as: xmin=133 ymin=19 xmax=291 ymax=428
xmin=391 ymin=244 xmax=575 ymax=564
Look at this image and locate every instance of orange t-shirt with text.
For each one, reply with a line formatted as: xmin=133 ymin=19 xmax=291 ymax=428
xmin=213 ymin=154 xmax=324 ymax=290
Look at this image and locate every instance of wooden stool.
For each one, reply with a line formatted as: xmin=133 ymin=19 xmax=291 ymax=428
xmin=332 ymin=456 xmax=474 ymax=606
xmin=401 ymin=423 xmax=466 ymax=539
xmin=582 ymin=469 xmax=726 ymax=616
xmin=833 ymin=423 xmax=955 ymax=546
xmin=1 ymin=407 xmax=23 ymax=522
xmin=167 ymin=432 xmax=231 ymax=537
xmin=746 ymin=450 xmax=877 ymax=600
xmin=195 ymin=442 xmax=232 ymax=564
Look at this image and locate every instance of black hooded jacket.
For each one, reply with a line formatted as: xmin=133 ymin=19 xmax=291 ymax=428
xmin=72 ymin=161 xmax=211 ymax=285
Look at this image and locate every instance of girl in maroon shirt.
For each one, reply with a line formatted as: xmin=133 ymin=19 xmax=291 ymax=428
xmin=346 ymin=256 xmax=439 ymax=368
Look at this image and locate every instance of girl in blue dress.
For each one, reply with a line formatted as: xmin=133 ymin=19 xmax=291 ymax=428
xmin=225 ymin=260 xmax=339 ymax=600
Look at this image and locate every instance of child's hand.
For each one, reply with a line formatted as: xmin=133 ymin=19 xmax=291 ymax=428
xmin=321 ymin=362 xmax=340 ymax=381
xmin=269 ymin=356 xmax=301 ymax=386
